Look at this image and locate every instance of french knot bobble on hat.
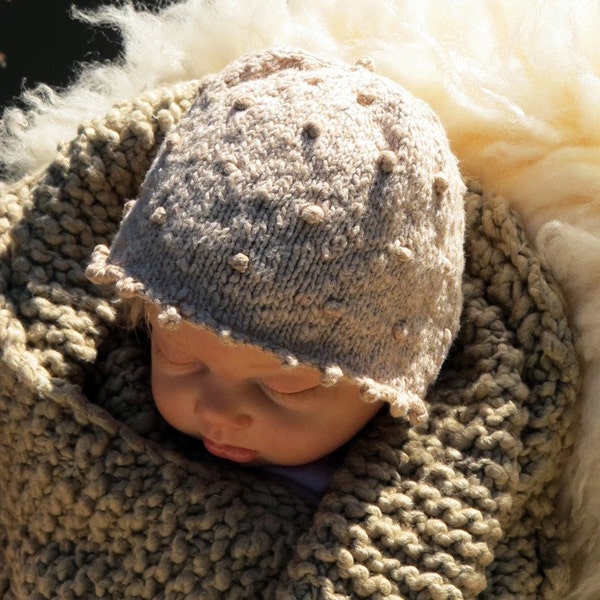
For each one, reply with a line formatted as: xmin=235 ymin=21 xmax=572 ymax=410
xmin=86 ymin=48 xmax=465 ymax=423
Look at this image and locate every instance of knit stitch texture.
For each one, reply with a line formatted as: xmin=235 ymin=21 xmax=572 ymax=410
xmin=0 ymin=78 xmax=578 ymax=599
xmin=86 ymin=48 xmax=465 ymax=423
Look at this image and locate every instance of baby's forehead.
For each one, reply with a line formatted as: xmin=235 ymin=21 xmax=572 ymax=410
xmin=149 ymin=308 xmax=317 ymax=375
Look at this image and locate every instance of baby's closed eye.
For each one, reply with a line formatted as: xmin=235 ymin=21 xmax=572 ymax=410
xmin=152 ymin=341 xmax=206 ymax=373
xmin=258 ymin=382 xmax=321 ymax=404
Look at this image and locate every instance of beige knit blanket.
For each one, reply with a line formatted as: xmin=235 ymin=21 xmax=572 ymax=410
xmin=0 ymin=81 xmax=578 ymax=598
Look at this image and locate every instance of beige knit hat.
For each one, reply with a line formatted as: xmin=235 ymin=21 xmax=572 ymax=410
xmin=86 ymin=48 xmax=465 ymax=423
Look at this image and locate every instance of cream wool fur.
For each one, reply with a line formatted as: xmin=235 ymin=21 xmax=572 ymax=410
xmin=0 ymin=1 xmax=598 ymax=597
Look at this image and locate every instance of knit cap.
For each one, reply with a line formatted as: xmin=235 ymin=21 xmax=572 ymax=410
xmin=86 ymin=47 xmax=465 ymax=423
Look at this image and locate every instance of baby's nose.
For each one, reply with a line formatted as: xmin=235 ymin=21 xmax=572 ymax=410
xmin=194 ymin=379 xmax=252 ymax=430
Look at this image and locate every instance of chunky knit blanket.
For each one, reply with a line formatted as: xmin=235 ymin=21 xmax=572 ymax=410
xmin=0 ymin=81 xmax=578 ymax=599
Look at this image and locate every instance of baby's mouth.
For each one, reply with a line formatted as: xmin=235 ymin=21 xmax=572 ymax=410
xmin=202 ymin=438 xmax=259 ymax=463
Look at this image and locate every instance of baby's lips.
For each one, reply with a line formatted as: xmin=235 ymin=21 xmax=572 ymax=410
xmin=203 ymin=438 xmax=258 ymax=463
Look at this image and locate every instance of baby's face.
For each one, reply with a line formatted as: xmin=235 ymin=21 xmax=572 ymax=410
xmin=149 ymin=310 xmax=383 ymax=466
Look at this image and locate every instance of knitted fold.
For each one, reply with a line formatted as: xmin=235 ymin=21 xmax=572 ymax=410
xmin=0 ymin=81 xmax=578 ymax=599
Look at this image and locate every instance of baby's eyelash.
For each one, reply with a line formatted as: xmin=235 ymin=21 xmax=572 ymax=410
xmin=259 ymin=383 xmax=319 ymax=404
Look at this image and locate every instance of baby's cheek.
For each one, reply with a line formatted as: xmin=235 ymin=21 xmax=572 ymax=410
xmin=152 ymin=371 xmax=183 ymax=421
xmin=153 ymin=388 xmax=192 ymax=434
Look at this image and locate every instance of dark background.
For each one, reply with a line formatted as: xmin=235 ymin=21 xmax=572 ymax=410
xmin=0 ymin=1 xmax=174 ymax=113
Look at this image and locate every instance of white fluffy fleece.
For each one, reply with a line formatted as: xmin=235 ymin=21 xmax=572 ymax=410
xmin=1 ymin=1 xmax=599 ymax=595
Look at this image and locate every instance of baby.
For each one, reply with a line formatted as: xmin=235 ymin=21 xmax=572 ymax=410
xmin=87 ymin=48 xmax=464 ymax=498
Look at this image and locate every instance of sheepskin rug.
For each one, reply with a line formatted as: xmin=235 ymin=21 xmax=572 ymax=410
xmin=1 ymin=1 xmax=599 ymax=597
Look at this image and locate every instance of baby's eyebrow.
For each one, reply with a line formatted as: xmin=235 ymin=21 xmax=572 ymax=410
xmin=260 ymin=367 xmax=321 ymax=384
xmin=153 ymin=319 xmax=319 ymax=379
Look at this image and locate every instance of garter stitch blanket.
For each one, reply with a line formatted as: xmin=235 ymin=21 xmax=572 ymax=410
xmin=0 ymin=80 xmax=578 ymax=599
